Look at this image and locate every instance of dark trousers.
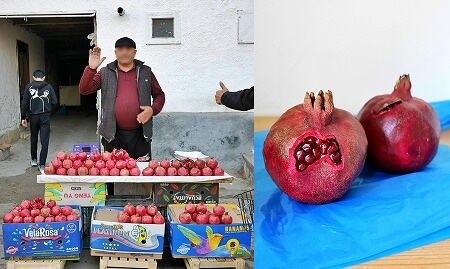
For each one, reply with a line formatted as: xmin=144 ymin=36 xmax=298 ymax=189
xmin=102 ymin=127 xmax=152 ymax=195
xmin=29 ymin=113 xmax=51 ymax=166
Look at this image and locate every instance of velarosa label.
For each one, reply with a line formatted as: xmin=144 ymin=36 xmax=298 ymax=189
xmin=21 ymin=227 xmax=61 ymax=241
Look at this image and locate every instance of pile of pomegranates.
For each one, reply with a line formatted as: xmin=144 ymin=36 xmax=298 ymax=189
xmin=2 ymin=197 xmax=79 ymax=223
xmin=44 ymin=148 xmax=141 ymax=176
xmin=142 ymin=157 xmax=225 ymax=177
xmin=263 ymin=90 xmax=368 ymax=204
xmin=178 ymin=202 xmax=233 ymax=225
xmin=116 ymin=203 xmax=165 ymax=224
xmin=358 ymin=74 xmax=440 ymax=173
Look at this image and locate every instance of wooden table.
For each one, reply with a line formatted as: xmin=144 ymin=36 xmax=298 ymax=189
xmin=254 ymin=116 xmax=450 ymax=268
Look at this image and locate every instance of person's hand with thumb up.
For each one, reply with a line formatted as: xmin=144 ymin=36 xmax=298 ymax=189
xmin=215 ymin=81 xmax=229 ymax=105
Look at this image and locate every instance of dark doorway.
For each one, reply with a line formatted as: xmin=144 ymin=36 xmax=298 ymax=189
xmin=17 ymin=40 xmax=29 ymax=101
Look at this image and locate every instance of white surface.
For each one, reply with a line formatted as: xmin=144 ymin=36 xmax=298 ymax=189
xmin=173 ymin=150 xmax=208 ymax=160
xmin=255 ymin=0 xmax=450 ymax=116
xmin=37 ymin=162 xmax=233 ymax=183
xmin=0 ymin=19 xmax=45 ymax=136
xmin=0 ymin=0 xmax=253 ymax=116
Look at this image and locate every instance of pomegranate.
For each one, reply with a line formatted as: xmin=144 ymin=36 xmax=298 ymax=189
xmin=67 ymin=167 xmax=77 ymax=176
xmin=209 ymin=214 xmax=221 ymax=225
xmin=185 ymin=202 xmax=196 ymax=214
xmin=44 ymin=164 xmax=55 ymax=175
xmin=148 ymin=160 xmax=159 ymax=169
xmin=40 ymin=207 xmax=51 ymax=217
xmin=34 ymin=215 xmax=45 ymax=223
xmin=177 ymin=167 xmax=189 ymax=176
xmin=172 ymin=159 xmax=182 ymax=169
xmin=213 ymin=204 xmax=226 ymax=216
xmin=3 ymin=212 xmax=14 ymax=223
xmin=51 ymin=206 xmax=61 ymax=216
xmin=20 ymin=200 xmax=31 ymax=209
xmin=31 ymin=197 xmax=45 ymax=209
xmin=136 ymin=205 xmax=147 ymax=217
xmin=67 ymin=214 xmax=79 ymax=221
xmin=102 ymin=151 xmax=112 ymax=161
xmin=109 ymin=167 xmax=120 ymax=176
xmin=155 ymin=166 xmax=166 ymax=176
xmin=23 ymin=216 xmax=34 ymax=223
xmin=77 ymin=166 xmax=89 ymax=176
xmin=178 ymin=211 xmax=192 ymax=224
xmin=192 ymin=212 xmax=198 ymax=222
xmin=62 ymin=159 xmax=72 ymax=169
xmin=196 ymin=213 xmax=209 ymax=224
xmin=90 ymin=150 xmax=101 ymax=162
xmin=160 ymin=159 xmax=171 ymax=169
xmin=117 ymin=212 xmax=131 ymax=223
xmin=213 ymin=167 xmax=225 ymax=176
xmin=89 ymin=167 xmax=100 ymax=176
xmin=13 ymin=216 xmax=23 ymax=223
xmin=52 ymin=158 xmax=62 ymax=169
xmin=126 ymin=159 xmax=137 ymax=169
xmin=20 ymin=209 xmax=30 ymax=218
xmin=195 ymin=159 xmax=206 ymax=169
xmin=30 ymin=209 xmax=40 ymax=217
xmin=263 ymin=90 xmax=368 ymax=204
xmin=124 ymin=152 xmax=130 ymax=160
xmin=190 ymin=167 xmax=202 ymax=176
xmin=105 ymin=160 xmax=116 ymax=170
xmin=182 ymin=158 xmax=195 ymax=169
xmin=12 ymin=207 xmax=21 ymax=217
xmin=142 ymin=215 xmax=153 ymax=224
xmin=120 ymin=168 xmax=130 ymax=176
xmin=56 ymin=167 xmax=67 ymax=175
xmin=115 ymin=160 xmax=126 ymax=170
xmin=130 ymin=167 xmax=141 ymax=176
xmin=124 ymin=203 xmax=136 ymax=216
xmin=130 ymin=215 xmax=142 ymax=224
xmin=72 ymin=159 xmax=83 ymax=170
xmin=56 ymin=151 xmax=66 ymax=161
xmin=78 ymin=152 xmax=87 ymax=161
xmin=167 ymin=167 xmax=178 ymax=176
xmin=357 ymin=74 xmax=440 ymax=173
xmin=146 ymin=204 xmax=158 ymax=216
xmin=196 ymin=202 xmax=207 ymax=214
xmin=69 ymin=152 xmax=78 ymax=162
xmin=95 ymin=160 xmax=106 ymax=170
xmin=61 ymin=206 xmax=73 ymax=216
xmin=46 ymin=200 xmax=57 ymax=209
xmin=84 ymin=159 xmax=94 ymax=169
xmin=45 ymin=216 xmax=55 ymax=222
xmin=115 ymin=149 xmax=125 ymax=160
xmin=201 ymin=167 xmax=213 ymax=176
xmin=99 ymin=167 xmax=110 ymax=176
xmin=153 ymin=213 xmax=165 ymax=224
xmin=54 ymin=215 xmax=66 ymax=222
xmin=206 ymin=157 xmax=219 ymax=169
xmin=221 ymin=212 xmax=233 ymax=224
xmin=142 ymin=167 xmax=154 ymax=176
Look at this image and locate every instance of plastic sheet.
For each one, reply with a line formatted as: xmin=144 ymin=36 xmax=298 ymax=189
xmin=254 ymin=130 xmax=450 ymax=269
xmin=431 ymin=100 xmax=450 ymax=131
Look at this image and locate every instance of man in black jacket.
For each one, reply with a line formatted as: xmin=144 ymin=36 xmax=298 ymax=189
xmin=21 ymin=70 xmax=58 ymax=169
xmin=215 ymin=81 xmax=254 ymax=111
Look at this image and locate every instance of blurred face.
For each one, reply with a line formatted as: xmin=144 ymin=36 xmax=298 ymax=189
xmin=115 ymin=46 xmax=136 ymax=65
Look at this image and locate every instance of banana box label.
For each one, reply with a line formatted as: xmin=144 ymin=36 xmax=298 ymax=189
xmin=45 ymin=183 xmax=106 ymax=206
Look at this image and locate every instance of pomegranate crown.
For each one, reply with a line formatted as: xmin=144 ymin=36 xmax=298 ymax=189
xmin=393 ymin=74 xmax=412 ymax=100
xmin=304 ymin=90 xmax=334 ymax=126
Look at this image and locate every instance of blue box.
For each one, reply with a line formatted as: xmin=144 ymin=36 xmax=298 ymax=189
xmin=72 ymin=144 xmax=100 ymax=155
xmin=90 ymin=206 xmax=165 ymax=254
xmin=2 ymin=205 xmax=82 ymax=260
xmin=168 ymin=204 xmax=252 ymax=258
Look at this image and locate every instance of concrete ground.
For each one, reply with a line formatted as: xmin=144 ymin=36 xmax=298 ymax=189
xmin=0 ymin=110 xmax=254 ymax=269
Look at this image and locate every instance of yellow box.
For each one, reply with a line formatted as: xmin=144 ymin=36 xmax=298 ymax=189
xmin=45 ymin=182 xmax=106 ymax=206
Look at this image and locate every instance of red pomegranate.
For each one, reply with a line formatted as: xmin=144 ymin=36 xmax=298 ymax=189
xmin=358 ymin=75 xmax=440 ymax=173
xmin=263 ymin=90 xmax=368 ymax=204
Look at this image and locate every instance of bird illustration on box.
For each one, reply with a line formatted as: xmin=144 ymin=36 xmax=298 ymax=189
xmin=177 ymin=225 xmax=224 ymax=254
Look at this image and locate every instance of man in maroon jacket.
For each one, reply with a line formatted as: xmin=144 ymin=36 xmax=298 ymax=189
xmin=79 ymin=37 xmax=165 ymax=161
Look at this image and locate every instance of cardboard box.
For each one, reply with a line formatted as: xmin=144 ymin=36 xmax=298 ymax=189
xmin=2 ymin=205 xmax=82 ymax=260
xmin=45 ymin=182 xmax=106 ymax=206
xmin=153 ymin=183 xmax=219 ymax=205
xmin=90 ymin=206 xmax=165 ymax=255
xmin=168 ymin=204 xmax=252 ymax=258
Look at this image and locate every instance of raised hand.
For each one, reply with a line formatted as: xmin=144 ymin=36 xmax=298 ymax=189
xmin=88 ymin=47 xmax=106 ymax=70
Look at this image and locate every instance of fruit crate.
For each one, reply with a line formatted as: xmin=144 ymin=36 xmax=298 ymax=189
xmin=235 ymin=189 xmax=254 ymax=229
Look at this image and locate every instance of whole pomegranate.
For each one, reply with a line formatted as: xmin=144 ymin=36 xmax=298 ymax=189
xmin=263 ymin=90 xmax=368 ymax=204
xmin=358 ymin=74 xmax=440 ymax=173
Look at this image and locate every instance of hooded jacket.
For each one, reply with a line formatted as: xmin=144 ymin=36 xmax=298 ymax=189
xmin=21 ymin=81 xmax=58 ymax=120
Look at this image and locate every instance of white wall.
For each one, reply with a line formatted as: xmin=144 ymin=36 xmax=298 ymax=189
xmin=1 ymin=0 xmax=254 ymax=113
xmin=0 ymin=19 xmax=45 ymax=136
xmin=255 ymin=0 xmax=450 ymax=116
